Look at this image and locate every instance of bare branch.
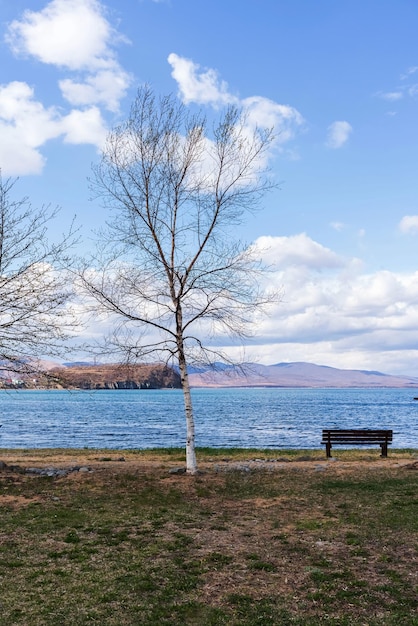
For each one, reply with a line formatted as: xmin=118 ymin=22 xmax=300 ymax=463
xmin=82 ymin=86 xmax=279 ymax=473
xmin=0 ymin=172 xmax=79 ymax=373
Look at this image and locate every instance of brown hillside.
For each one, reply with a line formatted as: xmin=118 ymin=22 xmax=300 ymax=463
xmin=49 ymin=363 xmax=181 ymax=390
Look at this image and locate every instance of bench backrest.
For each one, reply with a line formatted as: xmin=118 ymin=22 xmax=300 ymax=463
xmin=321 ymin=429 xmax=393 ymax=443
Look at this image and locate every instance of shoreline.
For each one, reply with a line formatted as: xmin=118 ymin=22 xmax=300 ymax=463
xmin=1 ymin=446 xmax=416 ymax=466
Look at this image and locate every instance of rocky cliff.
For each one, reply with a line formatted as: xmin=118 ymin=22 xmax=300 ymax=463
xmin=48 ymin=363 xmax=181 ymax=390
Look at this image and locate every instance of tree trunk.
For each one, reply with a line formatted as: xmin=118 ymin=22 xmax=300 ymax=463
xmin=177 ymin=347 xmax=197 ymax=474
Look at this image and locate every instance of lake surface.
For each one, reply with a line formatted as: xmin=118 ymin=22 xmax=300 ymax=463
xmin=0 ymin=387 xmax=417 ymax=449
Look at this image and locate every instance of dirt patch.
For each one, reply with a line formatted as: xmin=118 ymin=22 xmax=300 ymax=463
xmin=0 ymin=494 xmax=42 ymax=508
xmin=0 ymin=449 xmax=416 ymax=623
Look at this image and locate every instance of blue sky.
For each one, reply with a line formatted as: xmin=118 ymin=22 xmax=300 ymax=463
xmin=1 ymin=0 xmax=418 ymax=375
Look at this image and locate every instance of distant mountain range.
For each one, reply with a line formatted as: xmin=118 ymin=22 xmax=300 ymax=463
xmin=2 ymin=359 xmax=417 ymax=390
xmin=187 ymin=362 xmax=418 ymax=388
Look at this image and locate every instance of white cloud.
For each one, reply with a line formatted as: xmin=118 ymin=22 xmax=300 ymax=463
xmin=399 ymin=215 xmax=418 ymax=234
xmin=0 ymin=81 xmax=107 ymax=175
xmin=401 ymin=66 xmax=418 ymax=80
xmin=0 ymin=82 xmax=61 ymax=175
xmin=6 ymin=0 xmax=117 ymax=71
xmin=74 ymin=231 xmax=418 ymax=376
xmin=330 ymin=221 xmax=346 ymax=232
xmin=254 ymin=233 xmax=345 ymax=270
xmin=1 ymin=0 xmax=132 ymax=174
xmin=6 ymin=0 xmax=131 ymax=112
xmin=167 ymin=53 xmax=236 ymax=107
xmin=61 ymin=107 xmax=107 ymax=145
xmin=59 ymin=67 xmax=131 ymax=113
xmin=378 ymin=91 xmax=403 ymax=101
xmin=378 ymin=67 xmax=418 ymax=111
xmin=0 ymin=123 xmax=46 ymax=176
xmin=326 ymin=121 xmax=352 ymax=149
xmin=0 ymin=82 xmax=60 ymax=140
xmin=168 ymin=53 xmax=304 ymax=153
xmin=241 ymin=96 xmax=304 ymax=144
xmin=234 ymin=234 xmax=418 ymax=375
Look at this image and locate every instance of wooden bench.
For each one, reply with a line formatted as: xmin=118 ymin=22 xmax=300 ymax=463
xmin=321 ymin=429 xmax=393 ymax=458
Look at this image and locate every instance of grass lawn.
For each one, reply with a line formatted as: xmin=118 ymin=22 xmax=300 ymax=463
xmin=0 ymin=448 xmax=417 ymax=625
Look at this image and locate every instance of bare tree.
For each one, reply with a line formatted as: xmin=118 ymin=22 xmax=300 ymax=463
xmin=0 ymin=173 xmax=77 ymax=378
xmin=81 ymin=86 xmax=276 ymax=473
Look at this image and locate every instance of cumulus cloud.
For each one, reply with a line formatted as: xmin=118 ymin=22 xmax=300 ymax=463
xmin=242 ymin=96 xmax=304 ymax=144
xmin=167 ymin=53 xmax=235 ymax=107
xmin=211 ymin=233 xmax=418 ymax=375
xmin=399 ymin=215 xmax=418 ymax=234
xmin=6 ymin=0 xmax=120 ymax=70
xmin=61 ymin=107 xmax=107 ymax=145
xmin=283 ymin=268 xmax=418 ymax=341
xmin=0 ymin=81 xmax=107 ymax=175
xmin=168 ymin=53 xmax=304 ymax=150
xmin=59 ymin=67 xmax=131 ymax=113
xmin=1 ymin=0 xmax=131 ymax=174
xmin=253 ymin=234 xmax=345 ymax=270
xmin=326 ymin=121 xmax=352 ymax=149
xmin=0 ymin=82 xmax=60 ymax=141
xmin=73 ymin=230 xmax=418 ymax=377
xmin=0 ymin=81 xmax=61 ymax=175
xmin=6 ymin=0 xmax=131 ymax=111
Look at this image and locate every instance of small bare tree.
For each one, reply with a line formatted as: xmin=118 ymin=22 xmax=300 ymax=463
xmin=0 ymin=173 xmax=77 ymax=378
xmin=81 ymin=87 xmax=276 ymax=473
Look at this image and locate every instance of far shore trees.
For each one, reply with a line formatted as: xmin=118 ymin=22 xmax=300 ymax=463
xmin=0 ymin=173 xmax=77 ymax=379
xmin=80 ymin=86 xmax=277 ymax=474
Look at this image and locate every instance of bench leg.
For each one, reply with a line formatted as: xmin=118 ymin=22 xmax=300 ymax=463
xmin=326 ymin=442 xmax=332 ymax=458
xmin=380 ymin=442 xmax=388 ymax=457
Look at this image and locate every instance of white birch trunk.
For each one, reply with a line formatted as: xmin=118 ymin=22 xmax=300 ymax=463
xmin=178 ymin=349 xmax=197 ymax=474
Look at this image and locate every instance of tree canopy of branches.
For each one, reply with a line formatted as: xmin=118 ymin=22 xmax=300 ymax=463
xmin=0 ymin=173 xmax=77 ymax=377
xmin=81 ymin=86 xmax=276 ymax=473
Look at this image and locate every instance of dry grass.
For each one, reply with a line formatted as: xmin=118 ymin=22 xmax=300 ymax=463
xmin=0 ymin=447 xmax=417 ymax=625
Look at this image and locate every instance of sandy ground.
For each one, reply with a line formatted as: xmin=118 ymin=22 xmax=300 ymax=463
xmin=0 ymin=449 xmax=417 ymax=476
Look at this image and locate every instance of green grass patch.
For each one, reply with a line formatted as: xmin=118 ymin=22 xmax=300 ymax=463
xmin=0 ymin=448 xmax=417 ymax=624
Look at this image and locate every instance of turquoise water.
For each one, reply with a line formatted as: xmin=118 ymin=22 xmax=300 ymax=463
xmin=0 ymin=387 xmax=417 ymax=449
